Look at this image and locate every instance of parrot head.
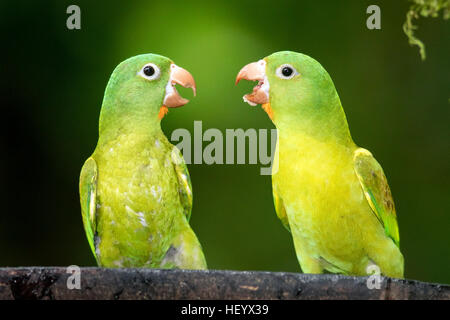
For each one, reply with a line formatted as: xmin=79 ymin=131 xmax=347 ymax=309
xmin=99 ymin=54 xmax=196 ymax=134
xmin=236 ymin=51 xmax=350 ymax=142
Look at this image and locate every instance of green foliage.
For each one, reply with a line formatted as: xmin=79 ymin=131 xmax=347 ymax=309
xmin=403 ymin=0 xmax=450 ymax=60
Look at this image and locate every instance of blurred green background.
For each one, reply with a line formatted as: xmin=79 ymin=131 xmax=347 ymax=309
xmin=0 ymin=0 xmax=449 ymax=284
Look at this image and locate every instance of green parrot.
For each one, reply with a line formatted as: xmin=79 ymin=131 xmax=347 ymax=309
xmin=236 ymin=51 xmax=404 ymax=278
xmin=79 ymin=54 xmax=207 ymax=269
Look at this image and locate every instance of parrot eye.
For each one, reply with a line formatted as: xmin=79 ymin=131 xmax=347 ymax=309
xmin=138 ymin=63 xmax=161 ymax=81
xmin=275 ymin=64 xmax=299 ymax=80
xmin=144 ymin=66 xmax=155 ymax=76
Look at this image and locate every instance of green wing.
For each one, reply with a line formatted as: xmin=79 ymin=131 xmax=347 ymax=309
xmin=171 ymin=147 xmax=193 ymax=221
xmin=353 ymin=148 xmax=400 ymax=247
xmin=273 ymin=187 xmax=290 ymax=232
xmin=79 ymin=157 xmax=98 ymax=259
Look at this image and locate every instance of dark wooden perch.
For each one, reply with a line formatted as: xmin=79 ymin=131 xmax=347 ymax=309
xmin=0 ymin=267 xmax=448 ymax=300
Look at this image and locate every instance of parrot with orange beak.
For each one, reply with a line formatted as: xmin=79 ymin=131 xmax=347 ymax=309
xmin=79 ymin=54 xmax=207 ymax=269
xmin=236 ymin=51 xmax=404 ymax=277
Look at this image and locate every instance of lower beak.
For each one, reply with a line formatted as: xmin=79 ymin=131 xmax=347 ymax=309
xmin=235 ymin=60 xmax=269 ymax=106
xmin=163 ymin=64 xmax=196 ymax=108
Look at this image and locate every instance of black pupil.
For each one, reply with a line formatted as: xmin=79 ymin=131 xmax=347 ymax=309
xmin=282 ymin=66 xmax=293 ymax=77
xmin=144 ymin=66 xmax=155 ymax=76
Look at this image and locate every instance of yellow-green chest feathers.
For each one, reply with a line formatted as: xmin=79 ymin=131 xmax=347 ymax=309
xmin=272 ymin=133 xmax=403 ymax=277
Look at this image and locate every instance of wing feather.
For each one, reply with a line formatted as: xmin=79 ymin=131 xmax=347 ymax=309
xmin=353 ymin=148 xmax=400 ymax=247
xmin=171 ymin=148 xmax=193 ymax=221
xmin=79 ymin=157 xmax=98 ymax=259
xmin=273 ymin=187 xmax=291 ymax=232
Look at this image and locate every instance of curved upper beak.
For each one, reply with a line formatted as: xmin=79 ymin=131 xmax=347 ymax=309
xmin=235 ymin=60 xmax=266 ymax=84
xmin=235 ymin=59 xmax=269 ymax=106
xmin=163 ymin=64 xmax=196 ymax=108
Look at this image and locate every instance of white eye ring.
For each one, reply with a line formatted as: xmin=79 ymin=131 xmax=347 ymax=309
xmin=138 ymin=63 xmax=161 ymax=81
xmin=275 ymin=64 xmax=299 ymax=79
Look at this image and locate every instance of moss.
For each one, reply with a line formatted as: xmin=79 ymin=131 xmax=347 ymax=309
xmin=403 ymin=0 xmax=449 ymax=60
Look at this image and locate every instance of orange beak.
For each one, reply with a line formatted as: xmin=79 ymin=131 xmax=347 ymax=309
xmin=235 ymin=60 xmax=269 ymax=106
xmin=163 ymin=64 xmax=196 ymax=108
